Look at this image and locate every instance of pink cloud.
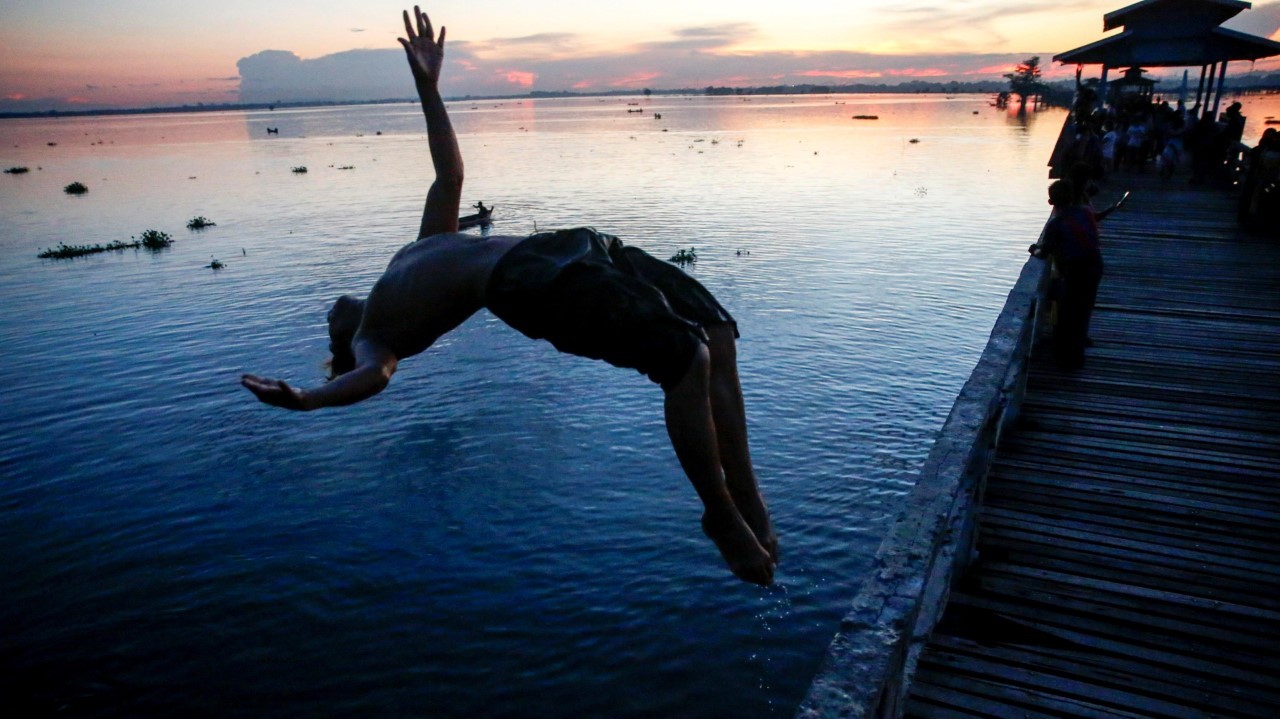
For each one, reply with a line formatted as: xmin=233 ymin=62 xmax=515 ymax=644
xmin=569 ymin=71 xmax=662 ymax=90
xmin=965 ymin=64 xmax=1015 ymax=76
xmin=503 ymin=70 xmax=536 ymax=86
xmin=796 ymin=69 xmax=884 ymax=79
xmin=885 ymin=68 xmax=949 ymax=78
xmin=4 ymin=93 xmax=27 ymax=100
xmin=608 ymin=71 xmax=662 ymax=88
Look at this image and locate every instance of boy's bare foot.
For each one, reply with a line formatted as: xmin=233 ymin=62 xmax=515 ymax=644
xmin=755 ymin=527 xmax=779 ymax=565
xmin=728 ymin=492 xmax=779 ymax=564
xmin=702 ymin=509 xmax=775 ymax=586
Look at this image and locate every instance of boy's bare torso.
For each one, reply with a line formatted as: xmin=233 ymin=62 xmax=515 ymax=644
xmin=358 ymin=232 xmax=525 ymax=359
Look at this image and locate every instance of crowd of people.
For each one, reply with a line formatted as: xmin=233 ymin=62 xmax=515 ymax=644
xmin=1039 ymin=92 xmax=1277 ymax=371
xmin=1061 ymin=95 xmax=1251 ymax=186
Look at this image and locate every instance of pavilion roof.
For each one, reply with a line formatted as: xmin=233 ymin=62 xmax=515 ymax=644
xmin=1103 ymin=0 xmax=1250 ymax=32
xmin=1054 ymin=0 xmax=1280 ymax=67
xmin=1056 ymin=26 xmax=1280 ymax=65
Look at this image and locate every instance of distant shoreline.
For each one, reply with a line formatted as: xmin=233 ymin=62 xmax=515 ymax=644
xmin=4 ymin=78 xmax=1276 ymax=121
xmin=0 ymin=81 xmax=1021 ymax=121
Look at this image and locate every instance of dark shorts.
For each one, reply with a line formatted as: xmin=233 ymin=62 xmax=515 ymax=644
xmin=485 ymin=228 xmax=737 ymax=389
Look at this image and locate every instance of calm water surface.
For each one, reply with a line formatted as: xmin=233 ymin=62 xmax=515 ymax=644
xmin=0 ymin=93 xmax=1151 ymax=716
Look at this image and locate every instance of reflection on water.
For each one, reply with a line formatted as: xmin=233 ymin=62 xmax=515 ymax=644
xmin=0 ymin=93 xmax=1143 ymax=716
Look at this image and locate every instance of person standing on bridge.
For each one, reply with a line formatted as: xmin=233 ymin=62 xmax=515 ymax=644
xmin=1034 ymin=179 xmax=1104 ymax=369
xmin=241 ymin=6 xmax=778 ymax=586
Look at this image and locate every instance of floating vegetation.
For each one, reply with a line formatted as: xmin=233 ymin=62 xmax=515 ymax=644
xmin=852 ymin=115 xmax=879 ymax=120
xmin=669 ymin=247 xmax=698 ymax=265
xmin=207 ymin=258 xmax=225 ymax=270
xmin=336 ymin=165 xmax=355 ymax=170
xmin=735 ymin=249 xmax=751 ymax=256
xmin=4 ymin=166 xmax=29 ymax=174
xmin=39 ymin=229 xmax=171 ymax=259
xmin=291 ymin=166 xmax=308 ymax=174
xmin=64 ymin=181 xmax=88 ymax=195
xmin=908 ymin=138 xmax=921 ymax=144
xmin=137 ymin=229 xmax=173 ymax=249
xmin=39 ymin=240 xmax=137 ymax=259
xmin=187 ymin=216 xmax=216 ymax=230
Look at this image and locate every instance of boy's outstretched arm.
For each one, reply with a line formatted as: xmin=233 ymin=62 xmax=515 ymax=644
xmin=400 ymin=6 xmax=463 ymax=240
xmin=241 ymin=340 xmax=398 ymax=411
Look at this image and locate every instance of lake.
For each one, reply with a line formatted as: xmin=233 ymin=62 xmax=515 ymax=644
xmin=3 ymin=92 xmax=1265 ymax=717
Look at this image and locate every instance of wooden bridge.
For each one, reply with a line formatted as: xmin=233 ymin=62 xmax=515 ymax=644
xmin=800 ymin=176 xmax=1280 ymax=717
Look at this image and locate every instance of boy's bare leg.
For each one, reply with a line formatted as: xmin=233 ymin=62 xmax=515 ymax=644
xmin=664 ymin=344 xmax=775 ymax=586
xmin=705 ymin=324 xmax=777 ymax=562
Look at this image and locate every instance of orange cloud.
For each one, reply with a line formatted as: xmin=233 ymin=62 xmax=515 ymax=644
xmin=5 ymin=93 xmax=27 ymax=100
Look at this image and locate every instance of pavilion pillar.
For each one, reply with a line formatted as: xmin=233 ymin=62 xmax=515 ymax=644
xmin=1099 ymin=65 xmax=1110 ymax=111
xmin=1203 ymin=62 xmax=1218 ymax=118
xmin=1211 ymin=61 xmax=1229 ymax=119
xmin=1195 ymin=65 xmax=1208 ymax=115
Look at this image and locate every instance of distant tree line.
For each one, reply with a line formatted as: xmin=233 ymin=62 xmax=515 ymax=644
xmin=701 ymin=80 xmax=1011 ymax=96
xmin=8 ymin=73 xmax=1278 ymax=120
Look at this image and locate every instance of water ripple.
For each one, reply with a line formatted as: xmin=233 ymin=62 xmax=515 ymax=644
xmin=0 ymin=94 xmax=1081 ymax=718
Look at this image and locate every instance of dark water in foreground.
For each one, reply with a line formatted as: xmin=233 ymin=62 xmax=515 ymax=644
xmin=0 ymin=94 xmax=1075 ymax=717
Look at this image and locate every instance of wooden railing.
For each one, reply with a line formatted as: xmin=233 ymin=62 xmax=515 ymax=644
xmin=796 ymin=251 xmax=1052 ymax=719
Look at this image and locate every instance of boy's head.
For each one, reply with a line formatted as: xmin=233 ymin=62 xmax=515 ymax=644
xmin=326 ymin=294 xmax=366 ymax=379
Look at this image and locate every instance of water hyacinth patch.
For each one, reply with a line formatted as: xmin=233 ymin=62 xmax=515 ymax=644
xmin=187 ymin=216 xmax=216 ymax=230
xmin=38 ymin=239 xmax=137 ymax=259
xmin=669 ymin=247 xmax=698 ymax=265
xmin=64 ymin=181 xmax=88 ymax=195
xmin=137 ymin=229 xmax=173 ymax=249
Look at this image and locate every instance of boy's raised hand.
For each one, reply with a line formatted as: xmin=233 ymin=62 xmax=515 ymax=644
xmin=399 ymin=6 xmax=445 ymax=87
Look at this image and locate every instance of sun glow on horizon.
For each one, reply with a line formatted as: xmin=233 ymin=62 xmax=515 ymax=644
xmin=2 ymin=1 xmax=1278 ymax=111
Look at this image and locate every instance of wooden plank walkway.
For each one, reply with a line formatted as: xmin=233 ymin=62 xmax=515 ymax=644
xmin=904 ymin=177 xmax=1280 ymax=718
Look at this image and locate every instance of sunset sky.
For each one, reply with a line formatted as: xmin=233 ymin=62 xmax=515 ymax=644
xmin=2 ymin=0 xmax=1279 ymax=111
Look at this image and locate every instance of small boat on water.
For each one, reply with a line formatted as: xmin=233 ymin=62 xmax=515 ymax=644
xmin=458 ymin=202 xmax=494 ymax=229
